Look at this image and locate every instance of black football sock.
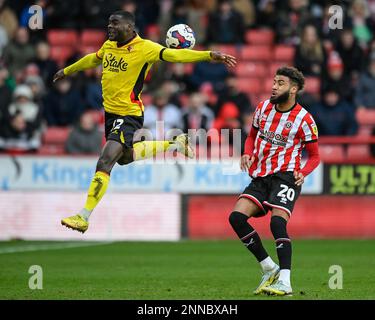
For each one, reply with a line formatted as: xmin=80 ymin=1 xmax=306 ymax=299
xmin=270 ymin=215 xmax=292 ymax=270
xmin=229 ymin=211 xmax=269 ymax=262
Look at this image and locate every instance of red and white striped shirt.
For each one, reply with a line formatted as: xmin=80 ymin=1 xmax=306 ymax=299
xmin=246 ymin=100 xmax=318 ymax=178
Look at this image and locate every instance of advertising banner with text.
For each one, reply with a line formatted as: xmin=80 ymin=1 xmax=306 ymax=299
xmin=324 ymin=164 xmax=375 ymax=195
xmin=0 ymin=156 xmax=323 ymax=194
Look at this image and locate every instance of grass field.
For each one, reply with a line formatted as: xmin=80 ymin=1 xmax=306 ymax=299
xmin=0 ymin=239 xmax=374 ymax=300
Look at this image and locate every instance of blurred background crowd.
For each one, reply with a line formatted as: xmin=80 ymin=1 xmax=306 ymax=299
xmin=0 ymin=0 xmax=375 ymax=159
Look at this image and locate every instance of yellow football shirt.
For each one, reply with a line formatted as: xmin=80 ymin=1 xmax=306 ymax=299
xmin=95 ymin=35 xmax=166 ymax=117
xmin=64 ymin=34 xmax=212 ymax=117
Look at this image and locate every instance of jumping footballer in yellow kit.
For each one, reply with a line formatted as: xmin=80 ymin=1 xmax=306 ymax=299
xmin=53 ymin=10 xmax=237 ymax=233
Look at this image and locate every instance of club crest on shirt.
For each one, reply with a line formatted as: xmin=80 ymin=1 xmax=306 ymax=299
xmin=284 ymin=121 xmax=293 ymax=130
xmin=127 ymin=45 xmax=133 ymax=52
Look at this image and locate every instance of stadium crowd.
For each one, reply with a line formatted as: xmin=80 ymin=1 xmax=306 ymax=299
xmin=0 ymin=0 xmax=375 ymax=157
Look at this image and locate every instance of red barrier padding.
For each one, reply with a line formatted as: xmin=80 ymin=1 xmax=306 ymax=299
xmin=188 ymin=195 xmax=375 ymax=239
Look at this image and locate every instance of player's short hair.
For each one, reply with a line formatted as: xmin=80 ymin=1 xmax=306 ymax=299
xmin=111 ymin=10 xmax=135 ymax=25
xmin=276 ymin=67 xmax=305 ymax=91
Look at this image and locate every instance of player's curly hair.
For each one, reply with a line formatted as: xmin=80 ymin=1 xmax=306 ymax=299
xmin=276 ymin=67 xmax=305 ymax=92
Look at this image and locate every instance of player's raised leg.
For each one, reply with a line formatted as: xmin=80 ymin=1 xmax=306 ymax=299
xmin=117 ymin=134 xmax=195 ymax=165
xmin=229 ymin=197 xmax=279 ymax=295
xmin=262 ymin=210 xmax=293 ymax=296
xmin=61 ymin=140 xmax=123 ymax=233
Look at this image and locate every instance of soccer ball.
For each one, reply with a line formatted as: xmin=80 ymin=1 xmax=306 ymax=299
xmin=165 ymin=24 xmax=196 ymax=49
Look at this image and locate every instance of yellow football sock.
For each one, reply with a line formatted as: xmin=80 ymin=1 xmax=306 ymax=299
xmin=84 ymin=171 xmax=110 ymax=211
xmin=133 ymin=141 xmax=172 ymax=161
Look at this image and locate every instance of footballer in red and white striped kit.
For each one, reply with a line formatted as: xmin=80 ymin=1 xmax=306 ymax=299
xmin=229 ymin=67 xmax=320 ymax=296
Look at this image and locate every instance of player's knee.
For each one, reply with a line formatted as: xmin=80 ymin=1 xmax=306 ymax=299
xmin=117 ymin=150 xmax=134 ymax=166
xmin=117 ymin=157 xmax=133 ymax=166
xmin=97 ymin=154 xmax=115 ymax=172
xmin=229 ymin=211 xmax=248 ymax=228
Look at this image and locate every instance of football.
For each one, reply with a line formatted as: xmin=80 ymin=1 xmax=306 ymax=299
xmin=165 ymin=24 xmax=196 ymax=49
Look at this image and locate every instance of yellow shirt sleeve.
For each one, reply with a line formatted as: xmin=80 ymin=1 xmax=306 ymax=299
xmin=143 ymin=39 xmax=212 ymax=63
xmin=143 ymin=40 xmax=166 ymax=63
xmin=162 ymin=48 xmax=212 ymax=63
xmin=63 ymin=53 xmax=102 ymax=75
xmin=96 ymin=40 xmax=110 ymax=60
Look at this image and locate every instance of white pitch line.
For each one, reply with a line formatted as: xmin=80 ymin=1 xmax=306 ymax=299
xmin=0 ymin=241 xmax=113 ymax=255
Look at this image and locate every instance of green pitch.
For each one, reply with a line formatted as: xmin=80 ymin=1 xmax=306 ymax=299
xmin=0 ymin=240 xmax=374 ymax=300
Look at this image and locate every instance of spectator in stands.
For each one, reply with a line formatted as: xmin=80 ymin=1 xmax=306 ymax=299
xmin=45 ymin=0 xmax=80 ymax=29
xmin=166 ymin=63 xmax=192 ymax=93
xmin=335 ymin=28 xmax=366 ymax=81
xmin=311 ymin=86 xmax=358 ymax=136
xmin=212 ymin=101 xmax=241 ymax=151
xmin=232 ymin=0 xmax=256 ymax=28
xmin=159 ymin=80 xmax=182 ymax=108
xmin=0 ymin=64 xmax=12 ymax=120
xmin=315 ymin=2 xmax=342 ymax=46
xmin=189 ymin=46 xmax=229 ymax=91
xmin=256 ymin=0 xmax=278 ymax=29
xmin=32 ymin=41 xmax=58 ymax=87
xmin=0 ymin=0 xmax=18 ymax=40
xmin=83 ymin=0 xmax=121 ymax=29
xmin=3 ymin=27 xmax=35 ymax=77
xmin=65 ymin=111 xmax=102 ymax=155
xmin=205 ymin=0 xmax=245 ymax=44
xmin=322 ymin=51 xmax=353 ymax=103
xmin=143 ymin=89 xmax=181 ymax=139
xmin=84 ymin=66 xmax=103 ymax=110
xmin=347 ymin=0 xmax=374 ymax=49
xmin=0 ymin=84 xmax=43 ymax=152
xmin=159 ymin=0 xmax=208 ymax=45
xmin=216 ymin=73 xmax=252 ymax=117
xmin=182 ymin=92 xmax=214 ymax=134
xmin=43 ymin=78 xmax=84 ymax=126
xmin=0 ymin=24 xmax=8 ymax=56
xmin=199 ymin=82 xmax=218 ymax=111
xmin=354 ymin=53 xmax=375 ymax=110
xmin=121 ymin=0 xmax=147 ymax=36
xmin=294 ymin=24 xmax=326 ymax=77
xmin=276 ymin=0 xmax=312 ymax=45
xmin=25 ymin=75 xmax=46 ymax=106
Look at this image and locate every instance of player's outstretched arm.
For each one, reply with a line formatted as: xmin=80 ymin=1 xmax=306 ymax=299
xmin=162 ymin=48 xmax=236 ymax=68
xmin=53 ymin=53 xmax=102 ymax=82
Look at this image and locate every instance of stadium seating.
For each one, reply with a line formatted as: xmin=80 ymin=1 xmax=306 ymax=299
xmin=263 ymin=77 xmax=274 ymax=92
xmin=216 ymin=45 xmax=238 ymax=58
xmin=273 ymin=45 xmax=295 ymax=63
xmin=304 ymin=77 xmax=321 ymax=96
xmin=356 ymin=108 xmax=375 ymax=126
xmin=234 ymin=62 xmax=267 ymax=78
xmin=42 ymin=127 xmax=71 ymax=145
xmin=245 ymin=29 xmax=274 ymax=46
xmin=80 ymin=29 xmax=106 ymax=46
xmin=47 ymin=29 xmax=79 ymax=47
xmin=240 ymin=46 xmax=273 ymax=61
xmin=347 ymin=145 xmax=372 ymax=161
xmin=236 ymin=78 xmax=262 ymax=94
xmin=319 ymin=145 xmax=346 ymax=162
xmin=50 ymin=46 xmax=75 ymax=67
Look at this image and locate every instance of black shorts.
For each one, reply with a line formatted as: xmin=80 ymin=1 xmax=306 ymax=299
xmin=104 ymin=112 xmax=144 ymax=149
xmin=239 ymin=172 xmax=301 ymax=217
